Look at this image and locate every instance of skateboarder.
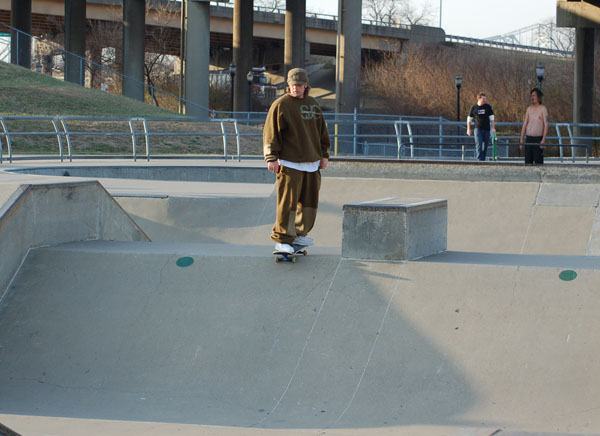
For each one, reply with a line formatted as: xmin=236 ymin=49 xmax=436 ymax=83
xmin=263 ymin=68 xmax=331 ymax=254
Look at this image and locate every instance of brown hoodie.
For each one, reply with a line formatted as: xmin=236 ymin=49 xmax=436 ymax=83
xmin=263 ymin=94 xmax=331 ymax=163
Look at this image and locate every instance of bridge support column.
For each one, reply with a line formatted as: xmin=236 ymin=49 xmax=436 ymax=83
xmin=184 ymin=0 xmax=211 ymax=117
xmin=233 ymin=0 xmax=253 ymax=114
xmin=284 ymin=0 xmax=306 ymax=76
xmin=10 ymin=0 xmax=31 ymax=68
xmin=557 ymin=0 xmax=600 ymax=158
xmin=336 ymin=0 xmax=361 ymax=114
xmin=573 ymin=27 xmax=595 ymax=157
xmin=65 ymin=0 xmax=86 ymax=86
xmin=122 ymin=0 xmax=145 ymax=102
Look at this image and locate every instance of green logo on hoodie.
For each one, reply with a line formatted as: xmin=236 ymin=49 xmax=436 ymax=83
xmin=300 ymin=104 xmax=321 ymax=120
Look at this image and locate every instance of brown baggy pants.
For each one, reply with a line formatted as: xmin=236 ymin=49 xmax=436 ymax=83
xmin=271 ymin=165 xmax=321 ymax=245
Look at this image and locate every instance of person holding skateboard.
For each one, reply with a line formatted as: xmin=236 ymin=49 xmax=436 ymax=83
xmin=466 ymin=92 xmax=496 ymax=161
xmin=520 ymin=88 xmax=549 ymax=165
xmin=263 ymin=68 xmax=331 ymax=255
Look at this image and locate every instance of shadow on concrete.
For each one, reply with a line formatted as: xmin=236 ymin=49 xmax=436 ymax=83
xmin=0 ymin=244 xmax=477 ymax=430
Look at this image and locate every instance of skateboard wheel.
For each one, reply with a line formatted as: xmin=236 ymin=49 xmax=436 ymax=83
xmin=291 ymin=257 xmax=297 ymax=263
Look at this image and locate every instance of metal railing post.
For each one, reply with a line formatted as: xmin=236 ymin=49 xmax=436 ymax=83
xmin=555 ymin=124 xmax=565 ymax=162
xmin=220 ymin=120 xmax=228 ymax=162
xmin=51 ymin=118 xmax=64 ymax=162
xmin=142 ymin=118 xmax=150 ymax=161
xmin=334 ymin=122 xmax=338 ymax=156
xmin=406 ymin=122 xmax=414 ymax=158
xmin=0 ymin=117 xmax=12 ymax=163
xmin=50 ymin=119 xmax=64 ymax=162
xmin=353 ymin=108 xmax=358 ymax=156
xmin=567 ymin=124 xmax=575 ymax=162
xmin=233 ymin=119 xmax=241 ymax=161
xmin=59 ymin=118 xmax=73 ymax=162
xmin=128 ymin=119 xmax=138 ymax=162
xmin=438 ymin=116 xmax=443 ymax=158
xmin=586 ymin=144 xmax=589 ymax=163
xmin=394 ymin=121 xmax=402 ymax=160
xmin=461 ymin=126 xmax=465 ymax=161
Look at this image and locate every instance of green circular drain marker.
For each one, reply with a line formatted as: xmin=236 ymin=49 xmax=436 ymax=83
xmin=559 ymin=270 xmax=577 ymax=281
xmin=176 ymin=257 xmax=194 ymax=268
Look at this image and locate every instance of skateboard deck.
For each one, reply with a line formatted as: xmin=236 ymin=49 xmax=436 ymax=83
xmin=273 ymin=244 xmax=308 ymax=263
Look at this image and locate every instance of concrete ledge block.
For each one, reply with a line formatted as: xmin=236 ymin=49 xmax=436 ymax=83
xmin=342 ymin=197 xmax=447 ymax=260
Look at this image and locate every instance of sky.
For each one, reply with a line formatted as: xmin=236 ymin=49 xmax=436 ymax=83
xmin=304 ymin=0 xmax=559 ymax=39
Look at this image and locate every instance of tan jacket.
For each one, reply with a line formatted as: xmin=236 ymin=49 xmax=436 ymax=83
xmin=263 ymin=94 xmax=331 ymax=163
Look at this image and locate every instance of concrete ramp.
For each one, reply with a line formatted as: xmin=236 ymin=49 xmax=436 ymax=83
xmin=0 ymin=181 xmax=149 ymax=297
xmin=1 ymin=241 xmax=599 ymax=434
xmin=114 ymin=177 xmax=600 ymax=257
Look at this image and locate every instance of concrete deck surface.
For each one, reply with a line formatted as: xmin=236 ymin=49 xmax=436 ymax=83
xmin=1 ymin=159 xmax=600 ymax=436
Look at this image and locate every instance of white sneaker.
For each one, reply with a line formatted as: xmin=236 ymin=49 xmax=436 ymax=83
xmin=274 ymin=242 xmax=294 ymax=254
xmin=294 ymin=235 xmax=314 ymax=246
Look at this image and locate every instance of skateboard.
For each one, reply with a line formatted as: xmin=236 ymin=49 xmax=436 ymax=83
xmin=273 ymin=244 xmax=308 ymax=263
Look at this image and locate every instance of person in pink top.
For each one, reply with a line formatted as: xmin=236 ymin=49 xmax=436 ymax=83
xmin=520 ymin=88 xmax=549 ymax=165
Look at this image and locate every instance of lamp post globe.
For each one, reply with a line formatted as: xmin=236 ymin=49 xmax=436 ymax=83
xmin=455 ymin=75 xmax=462 ymax=89
xmin=536 ymin=63 xmax=545 ymax=91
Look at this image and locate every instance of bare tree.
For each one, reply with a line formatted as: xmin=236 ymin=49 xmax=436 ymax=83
xmin=538 ymin=19 xmax=575 ymax=54
xmin=86 ymin=7 xmax=122 ymax=90
xmin=363 ymin=0 xmax=434 ymax=26
xmin=255 ymin=0 xmax=285 ymax=13
xmin=144 ymin=1 xmax=180 ymax=106
xmin=363 ymin=43 xmax=575 ymax=123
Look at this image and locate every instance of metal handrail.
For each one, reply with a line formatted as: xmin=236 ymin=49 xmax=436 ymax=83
xmin=394 ymin=119 xmax=597 ymax=162
xmin=0 ymin=115 xmax=247 ymax=163
xmin=0 ymin=115 xmax=598 ymax=163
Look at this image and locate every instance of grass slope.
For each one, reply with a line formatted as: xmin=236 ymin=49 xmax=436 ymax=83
xmin=0 ymin=61 xmax=177 ymax=117
xmin=0 ymin=62 xmax=262 ymax=156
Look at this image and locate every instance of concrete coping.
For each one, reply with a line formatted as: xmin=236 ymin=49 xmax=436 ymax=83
xmin=343 ymin=197 xmax=448 ymax=212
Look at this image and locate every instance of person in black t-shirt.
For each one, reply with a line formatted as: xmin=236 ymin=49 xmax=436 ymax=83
xmin=467 ymin=93 xmax=496 ymax=161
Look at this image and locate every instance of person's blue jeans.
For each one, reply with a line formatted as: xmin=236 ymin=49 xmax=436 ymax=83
xmin=474 ymin=128 xmax=491 ymax=161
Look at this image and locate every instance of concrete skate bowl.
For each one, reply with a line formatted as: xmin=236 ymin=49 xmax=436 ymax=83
xmin=7 ymin=161 xmax=600 ymax=254
xmin=2 ymin=161 xmax=600 ymax=434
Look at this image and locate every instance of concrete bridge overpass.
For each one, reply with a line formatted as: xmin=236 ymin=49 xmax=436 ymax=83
xmin=0 ymin=0 xmax=444 ymax=62
xmin=1 ymin=0 xmax=443 ymax=117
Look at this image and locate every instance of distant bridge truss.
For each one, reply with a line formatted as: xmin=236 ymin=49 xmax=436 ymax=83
xmin=446 ymin=20 xmax=574 ymax=58
xmin=485 ymin=21 xmax=574 ymax=55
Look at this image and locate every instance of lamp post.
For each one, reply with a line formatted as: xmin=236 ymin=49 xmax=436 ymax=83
xmin=246 ymin=70 xmax=253 ymax=113
xmin=455 ymin=75 xmax=462 ymax=122
xmin=455 ymin=75 xmax=462 ymax=143
xmin=536 ymin=63 xmax=545 ymax=91
xmin=229 ymin=62 xmax=236 ymax=115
